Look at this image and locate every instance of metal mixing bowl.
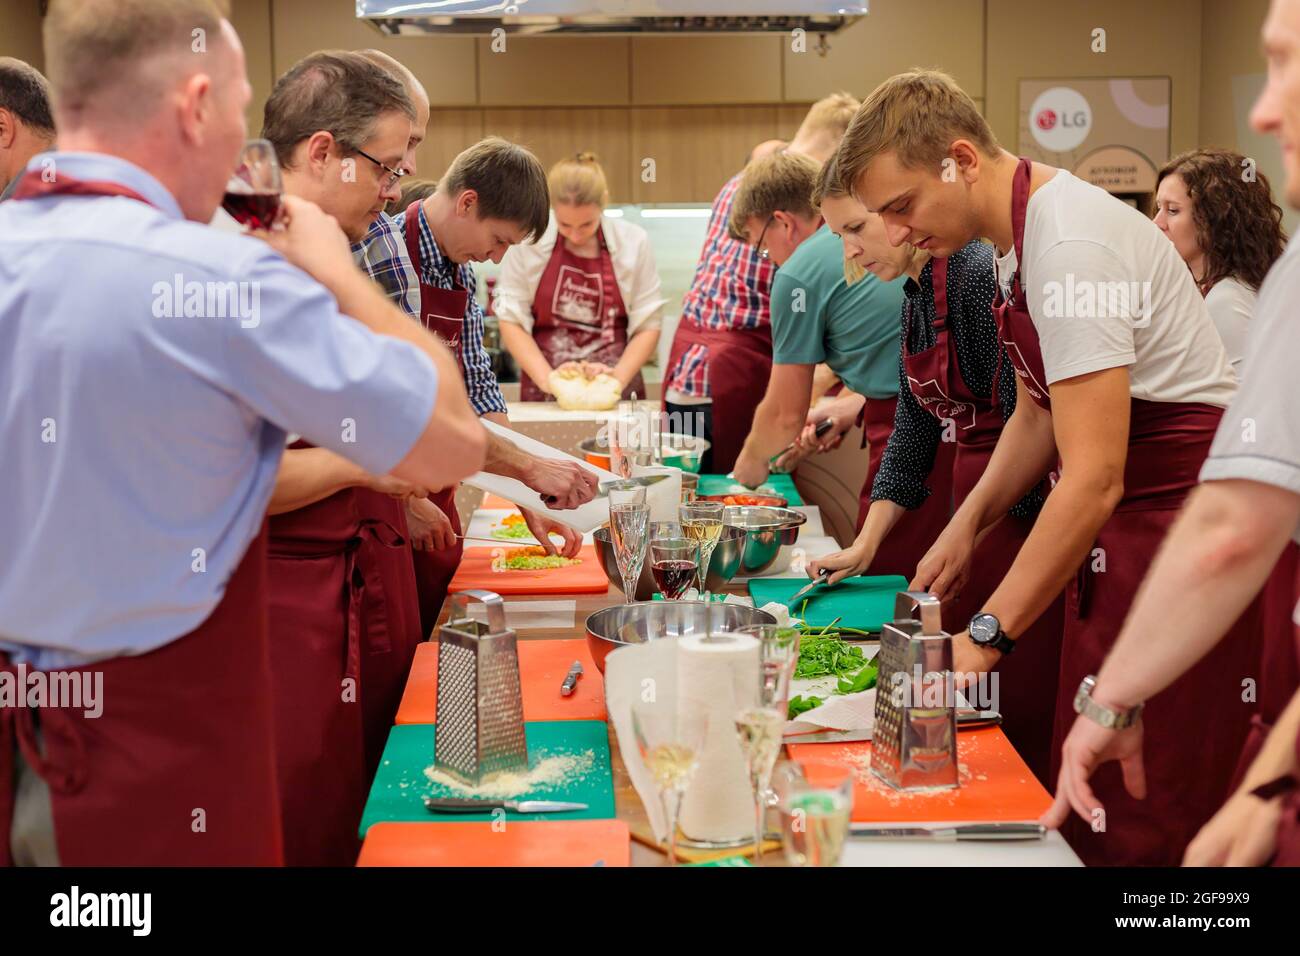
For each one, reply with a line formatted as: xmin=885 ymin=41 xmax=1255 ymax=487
xmin=592 ymin=525 xmax=746 ymax=600
xmin=584 ymin=600 xmax=778 ymax=673
xmin=724 ymin=505 xmax=808 ymax=576
xmin=658 ymin=433 xmax=710 ymax=473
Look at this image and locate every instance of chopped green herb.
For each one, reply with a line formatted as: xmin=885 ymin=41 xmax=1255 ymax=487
xmin=835 ymin=658 xmax=879 ymax=695
xmin=787 ymin=694 xmax=824 ymax=719
xmin=793 ymin=635 xmax=866 ymax=679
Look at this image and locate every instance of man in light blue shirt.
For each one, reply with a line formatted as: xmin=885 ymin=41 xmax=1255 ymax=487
xmin=0 ymin=0 xmax=485 ymax=866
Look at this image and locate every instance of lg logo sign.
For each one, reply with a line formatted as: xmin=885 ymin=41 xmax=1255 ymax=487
xmin=1029 ymin=86 xmax=1092 ymax=151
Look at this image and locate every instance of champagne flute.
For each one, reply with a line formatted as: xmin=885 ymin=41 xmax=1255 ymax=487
xmin=649 ymin=537 xmax=700 ymax=600
xmin=222 ymin=139 xmax=282 ymax=229
xmin=609 ymin=502 xmax=650 ymax=606
xmin=679 ymin=500 xmax=725 ymax=602
xmin=773 ymin=760 xmax=855 ymax=867
xmin=632 ymin=697 xmax=709 ymax=866
xmin=733 ymin=625 xmax=800 ymax=863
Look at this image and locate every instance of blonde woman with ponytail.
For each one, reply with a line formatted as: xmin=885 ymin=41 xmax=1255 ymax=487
xmin=493 ymin=152 xmax=665 ymax=402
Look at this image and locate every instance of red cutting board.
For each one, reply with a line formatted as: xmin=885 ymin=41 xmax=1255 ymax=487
xmin=357 ymin=821 xmax=630 ymax=867
xmin=396 ymin=639 xmax=606 ymax=724
xmin=447 ymin=545 xmax=609 ymax=595
xmin=787 ymin=727 xmax=1053 ymax=823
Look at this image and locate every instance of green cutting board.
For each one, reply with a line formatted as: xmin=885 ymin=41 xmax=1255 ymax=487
xmin=747 ymin=575 xmax=909 ymax=632
xmin=360 ymin=721 xmax=616 ymax=836
xmin=697 ymin=473 xmax=804 ymax=506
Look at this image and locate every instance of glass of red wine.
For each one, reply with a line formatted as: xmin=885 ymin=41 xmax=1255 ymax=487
xmin=649 ymin=537 xmax=700 ymax=601
xmin=222 ymin=139 xmax=282 ymax=230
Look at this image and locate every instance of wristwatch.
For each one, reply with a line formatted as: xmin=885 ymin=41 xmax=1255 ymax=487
xmin=968 ymin=612 xmax=1016 ymax=655
xmin=1073 ymin=675 xmax=1144 ymax=730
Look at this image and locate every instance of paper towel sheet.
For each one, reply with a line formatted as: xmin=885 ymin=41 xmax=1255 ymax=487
xmin=463 ymin=419 xmax=616 ymax=533
xmin=604 ymin=639 xmax=680 ymax=842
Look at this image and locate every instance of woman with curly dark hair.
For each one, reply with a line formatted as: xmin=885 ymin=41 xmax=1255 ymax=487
xmin=1154 ymin=148 xmax=1287 ymax=371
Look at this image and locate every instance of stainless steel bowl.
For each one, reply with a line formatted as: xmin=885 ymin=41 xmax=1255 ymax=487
xmin=585 ymin=600 xmax=777 ymax=673
xmin=657 ymin=433 xmax=710 ymax=473
xmin=724 ymin=505 xmax=808 ymax=576
xmin=592 ymin=525 xmax=746 ymax=600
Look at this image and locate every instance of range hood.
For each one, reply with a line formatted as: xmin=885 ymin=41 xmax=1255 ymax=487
xmin=356 ymin=1 xmax=868 ymax=37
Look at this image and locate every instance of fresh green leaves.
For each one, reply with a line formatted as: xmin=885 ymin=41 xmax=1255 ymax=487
xmin=835 ymin=658 xmax=879 ymax=695
xmin=793 ymin=635 xmax=867 ymax=679
xmin=787 ymin=694 xmax=824 ymax=719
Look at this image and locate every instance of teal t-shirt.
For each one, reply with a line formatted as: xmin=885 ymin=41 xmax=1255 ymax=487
xmin=770 ymin=224 xmax=905 ymax=399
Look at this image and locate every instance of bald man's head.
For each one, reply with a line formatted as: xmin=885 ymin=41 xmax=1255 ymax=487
xmin=357 ymin=49 xmax=430 ymax=174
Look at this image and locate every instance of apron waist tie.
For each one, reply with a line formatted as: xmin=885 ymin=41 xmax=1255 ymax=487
xmin=1 ymin=656 xmax=90 ymax=796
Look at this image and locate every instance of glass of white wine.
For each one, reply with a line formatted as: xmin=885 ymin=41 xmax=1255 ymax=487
xmin=678 ymin=500 xmax=725 ymax=602
xmin=773 ymin=760 xmax=855 ymax=867
xmin=733 ymin=625 xmax=799 ymax=863
xmin=632 ymin=697 xmax=709 ymax=866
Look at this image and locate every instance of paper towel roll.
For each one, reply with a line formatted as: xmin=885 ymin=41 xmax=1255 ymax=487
xmin=677 ymin=632 xmax=760 ymax=843
xmin=630 ymin=464 xmax=682 ymax=524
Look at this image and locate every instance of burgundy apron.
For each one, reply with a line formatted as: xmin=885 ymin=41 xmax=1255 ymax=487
xmin=855 ymin=394 xmax=955 ymax=579
xmin=404 ymin=201 xmax=467 ymax=640
xmin=0 ymin=169 xmax=282 ymax=866
xmin=903 ymin=255 xmax=1063 ymax=785
xmin=664 ymin=322 xmax=773 ymax=475
xmin=522 ymin=228 xmax=644 ymax=403
xmin=266 ymin=443 xmax=423 ymax=865
xmin=994 ymin=158 xmax=1262 ymax=865
xmin=352 ymin=488 xmax=424 ymax=777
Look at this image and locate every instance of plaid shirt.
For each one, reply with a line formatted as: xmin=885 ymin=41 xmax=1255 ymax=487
xmin=353 ymin=210 xmax=508 ymax=416
xmin=665 ymin=172 xmax=776 ymax=399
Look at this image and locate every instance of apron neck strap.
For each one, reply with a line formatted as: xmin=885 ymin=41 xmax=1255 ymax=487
xmin=10 ymin=169 xmax=155 ymax=207
xmin=1009 ymin=157 xmax=1033 ymax=267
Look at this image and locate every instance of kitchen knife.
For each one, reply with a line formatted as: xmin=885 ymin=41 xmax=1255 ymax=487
xmin=560 ymin=660 xmax=584 ymax=696
xmin=849 ymin=822 xmax=1046 ymax=841
xmin=781 ymin=711 xmax=1001 ymax=744
xmin=596 ymin=474 xmax=671 ymax=497
xmin=786 ymin=568 xmax=831 ymax=608
xmin=424 ymin=797 xmax=588 ymax=814
xmin=771 ymin=418 xmax=835 ymax=465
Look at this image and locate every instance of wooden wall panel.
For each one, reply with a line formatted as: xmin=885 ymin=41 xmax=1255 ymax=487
xmin=630 ymin=106 xmax=784 ymax=203
xmin=480 ymin=108 xmax=634 ymax=202
xmin=476 ymin=37 xmax=630 ymax=107
xmin=632 ymin=36 xmax=783 ymax=105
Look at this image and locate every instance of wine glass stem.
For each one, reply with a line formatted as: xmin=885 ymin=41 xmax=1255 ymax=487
xmin=663 ymin=789 xmax=683 ymax=867
xmin=622 ymin=570 xmax=637 ymax=604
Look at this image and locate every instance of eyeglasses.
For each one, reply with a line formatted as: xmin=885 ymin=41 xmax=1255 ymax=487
xmin=754 ymin=215 xmax=776 ymax=261
xmin=352 ymin=146 xmax=407 ymax=191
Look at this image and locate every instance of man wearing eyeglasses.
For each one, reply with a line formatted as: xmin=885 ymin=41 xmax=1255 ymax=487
xmin=255 ymin=50 xmax=437 ymax=866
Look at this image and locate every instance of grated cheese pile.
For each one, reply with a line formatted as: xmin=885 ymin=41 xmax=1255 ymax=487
xmin=423 ymin=749 xmax=596 ymax=799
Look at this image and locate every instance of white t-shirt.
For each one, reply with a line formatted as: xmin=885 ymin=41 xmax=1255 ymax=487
xmin=994 ymin=170 xmax=1237 ymax=407
xmin=1203 ymin=276 xmax=1256 ymax=376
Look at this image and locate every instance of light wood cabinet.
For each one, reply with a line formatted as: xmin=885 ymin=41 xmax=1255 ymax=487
xmin=480 ymin=109 xmax=634 ymax=201
xmin=476 ymin=37 xmax=631 ymax=107
xmin=631 ymin=36 xmax=783 ymax=105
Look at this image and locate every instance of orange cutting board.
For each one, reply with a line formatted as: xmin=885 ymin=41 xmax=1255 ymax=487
xmin=787 ymin=727 xmax=1053 ymax=823
xmin=482 ymin=492 xmax=518 ymax=510
xmin=396 ymin=639 xmax=606 ymax=724
xmin=357 ymin=821 xmax=630 ymax=867
xmin=447 ymin=545 xmax=609 ymax=595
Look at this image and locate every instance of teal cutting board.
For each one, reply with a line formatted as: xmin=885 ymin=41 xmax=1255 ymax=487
xmin=747 ymin=575 xmax=909 ymax=632
xmin=696 ymin=473 xmax=804 ymax=506
xmin=359 ymin=721 xmax=616 ymax=837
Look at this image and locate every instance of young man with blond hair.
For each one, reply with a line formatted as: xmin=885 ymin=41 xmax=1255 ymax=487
xmin=836 ymin=68 xmax=1253 ymax=865
xmin=662 ymin=91 xmax=860 ymax=474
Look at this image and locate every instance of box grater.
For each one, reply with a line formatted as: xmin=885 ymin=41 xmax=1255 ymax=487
xmin=870 ymin=591 xmax=959 ymax=792
xmin=434 ymin=589 xmax=528 ymax=786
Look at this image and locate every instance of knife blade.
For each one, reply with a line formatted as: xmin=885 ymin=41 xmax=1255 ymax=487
xmin=849 ymin=822 xmax=1046 ymax=841
xmin=770 ymin=418 xmax=834 ymax=465
xmin=786 ymin=568 xmax=831 ymax=608
xmin=424 ymin=797 xmax=588 ymax=814
xmin=560 ymin=660 xmax=584 ymax=696
xmin=781 ymin=711 xmax=1002 ymax=744
xmin=595 ymin=474 xmax=671 ymax=497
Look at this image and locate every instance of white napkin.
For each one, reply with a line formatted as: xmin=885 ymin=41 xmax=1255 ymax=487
xmin=785 ymin=688 xmax=878 ymax=737
xmin=604 ymin=638 xmax=680 ymax=842
xmin=464 ymin=419 xmax=615 ymax=533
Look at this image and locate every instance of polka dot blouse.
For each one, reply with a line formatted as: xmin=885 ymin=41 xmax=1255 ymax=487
xmin=869 ymin=239 xmax=1046 ymax=519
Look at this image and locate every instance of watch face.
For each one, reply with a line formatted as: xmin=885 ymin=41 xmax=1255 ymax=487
xmin=969 ymin=613 xmax=999 ymax=645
